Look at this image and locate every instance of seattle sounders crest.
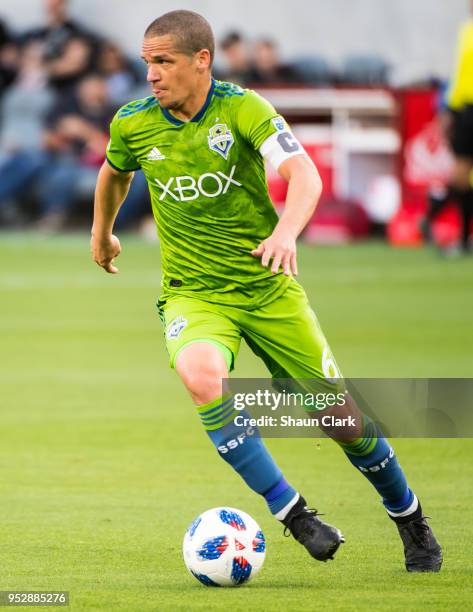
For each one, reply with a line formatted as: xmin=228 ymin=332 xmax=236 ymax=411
xmin=208 ymin=123 xmax=234 ymax=160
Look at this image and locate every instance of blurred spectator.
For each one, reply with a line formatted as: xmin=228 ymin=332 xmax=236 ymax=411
xmin=41 ymin=73 xmax=148 ymax=230
xmin=252 ymin=38 xmax=300 ymax=85
xmin=339 ymin=54 xmax=390 ymax=86
xmin=36 ymin=73 xmax=116 ymax=229
xmin=0 ymin=18 xmax=18 ymax=97
xmin=0 ymin=4 xmax=153 ymax=231
xmin=44 ymin=73 xmax=114 ymax=164
xmin=0 ymin=72 xmax=148 ymax=230
xmin=292 ymin=55 xmax=335 ymax=86
xmin=20 ymin=0 xmax=102 ymax=95
xmin=96 ymin=40 xmax=141 ymax=105
xmin=0 ymin=40 xmax=55 ymax=225
xmin=0 ymin=41 xmax=54 ymax=155
xmin=217 ymin=31 xmax=257 ymax=86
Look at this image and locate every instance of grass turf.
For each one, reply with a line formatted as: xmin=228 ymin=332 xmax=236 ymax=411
xmin=1 ymin=234 xmax=472 ymax=611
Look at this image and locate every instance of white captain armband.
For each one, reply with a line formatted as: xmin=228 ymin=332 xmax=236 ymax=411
xmin=259 ymin=129 xmax=306 ymax=171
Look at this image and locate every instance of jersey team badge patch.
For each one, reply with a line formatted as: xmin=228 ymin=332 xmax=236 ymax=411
xmin=208 ymin=123 xmax=234 ymax=159
xmin=166 ymin=316 xmax=188 ymax=339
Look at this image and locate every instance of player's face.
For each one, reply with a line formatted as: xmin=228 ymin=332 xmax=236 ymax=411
xmin=141 ymin=35 xmax=209 ymax=110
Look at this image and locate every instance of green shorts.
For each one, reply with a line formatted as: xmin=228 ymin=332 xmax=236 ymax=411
xmin=157 ymin=279 xmax=342 ymax=390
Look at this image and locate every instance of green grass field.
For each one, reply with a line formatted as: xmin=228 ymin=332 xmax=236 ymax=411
xmin=1 ymin=234 xmax=472 ymax=611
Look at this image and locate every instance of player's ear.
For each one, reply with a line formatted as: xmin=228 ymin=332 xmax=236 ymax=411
xmin=195 ymin=48 xmax=211 ymax=72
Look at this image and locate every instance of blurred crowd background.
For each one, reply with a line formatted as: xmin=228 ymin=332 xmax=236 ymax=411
xmin=0 ymin=0 xmax=150 ymax=231
xmin=0 ymin=0 xmax=470 ymax=248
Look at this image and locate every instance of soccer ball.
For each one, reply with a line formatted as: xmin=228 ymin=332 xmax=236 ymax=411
xmin=183 ymin=507 xmax=266 ymax=587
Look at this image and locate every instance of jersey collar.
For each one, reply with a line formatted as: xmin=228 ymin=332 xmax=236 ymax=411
xmin=160 ymin=78 xmax=215 ymax=126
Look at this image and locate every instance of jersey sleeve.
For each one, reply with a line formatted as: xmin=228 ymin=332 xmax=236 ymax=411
xmin=236 ymin=90 xmax=282 ymax=149
xmin=106 ymin=112 xmax=141 ymax=172
xmin=237 ymin=89 xmax=306 ymax=170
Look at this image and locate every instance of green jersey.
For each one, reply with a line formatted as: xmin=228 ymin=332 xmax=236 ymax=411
xmin=106 ymin=79 xmax=302 ymax=309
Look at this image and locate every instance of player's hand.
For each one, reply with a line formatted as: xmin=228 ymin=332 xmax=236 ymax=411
xmin=251 ymin=231 xmax=298 ymax=276
xmin=90 ymin=233 xmax=121 ymax=274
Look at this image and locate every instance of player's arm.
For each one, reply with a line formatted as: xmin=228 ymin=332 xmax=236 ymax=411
xmin=91 ymin=161 xmax=134 ymax=273
xmin=238 ymin=90 xmax=322 ymax=275
xmin=91 ymin=111 xmax=140 ymax=273
xmin=252 ymin=154 xmax=322 ymax=276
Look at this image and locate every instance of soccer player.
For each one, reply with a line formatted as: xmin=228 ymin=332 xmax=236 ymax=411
xmin=91 ymin=10 xmax=442 ymax=572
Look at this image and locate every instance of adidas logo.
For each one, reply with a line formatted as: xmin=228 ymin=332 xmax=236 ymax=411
xmin=147 ymin=147 xmax=165 ymax=160
xmin=235 ymin=539 xmax=246 ymax=550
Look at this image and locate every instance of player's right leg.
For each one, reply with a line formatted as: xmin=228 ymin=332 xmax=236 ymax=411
xmin=174 ymin=341 xmax=342 ymax=562
xmin=174 ymin=340 xmax=300 ymax=517
xmin=157 ymin=296 xmax=342 ymax=558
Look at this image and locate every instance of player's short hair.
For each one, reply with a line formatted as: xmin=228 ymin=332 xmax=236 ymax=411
xmin=145 ymin=10 xmax=214 ymax=66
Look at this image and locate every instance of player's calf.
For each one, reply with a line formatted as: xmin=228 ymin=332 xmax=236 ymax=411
xmin=334 ymin=412 xmax=442 ymax=571
xmin=196 ymin=395 xmax=345 ymax=563
xmin=177 ymin=343 xmax=300 ymax=518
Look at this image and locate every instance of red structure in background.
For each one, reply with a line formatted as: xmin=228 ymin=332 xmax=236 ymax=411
xmin=267 ymin=139 xmax=369 ymax=243
xmin=388 ymin=89 xmax=461 ymax=247
xmin=266 ymin=142 xmax=335 ymax=205
xmin=264 ymin=86 xmax=467 ymax=246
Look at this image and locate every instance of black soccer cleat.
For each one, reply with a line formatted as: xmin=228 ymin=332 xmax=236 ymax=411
xmin=391 ymin=505 xmax=442 ymax=572
xmin=282 ymin=496 xmax=345 ymax=561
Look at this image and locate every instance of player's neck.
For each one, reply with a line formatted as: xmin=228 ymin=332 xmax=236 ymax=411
xmin=168 ymin=76 xmax=213 ymax=123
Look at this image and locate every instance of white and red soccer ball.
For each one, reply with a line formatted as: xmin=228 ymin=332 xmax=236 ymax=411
xmin=183 ymin=507 xmax=266 ymax=587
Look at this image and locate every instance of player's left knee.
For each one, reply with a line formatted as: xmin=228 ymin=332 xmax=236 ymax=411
xmin=176 ymin=342 xmax=228 ymax=404
xmin=188 ymin=375 xmax=223 ymax=405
